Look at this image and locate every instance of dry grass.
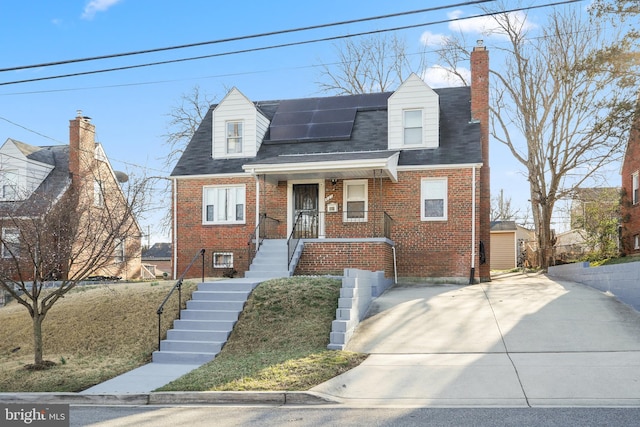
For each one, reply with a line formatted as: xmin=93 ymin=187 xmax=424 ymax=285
xmin=0 ymin=280 xmax=196 ymax=392
xmin=0 ymin=276 xmax=367 ymax=393
xmin=158 ymin=277 xmax=367 ymax=392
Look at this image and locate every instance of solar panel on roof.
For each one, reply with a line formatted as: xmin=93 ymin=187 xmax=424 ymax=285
xmin=307 ymin=122 xmax=353 ymax=139
xmin=267 ymin=93 xmax=387 ymax=142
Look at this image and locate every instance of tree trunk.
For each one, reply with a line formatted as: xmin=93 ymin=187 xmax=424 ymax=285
xmin=32 ymin=309 xmax=44 ymax=366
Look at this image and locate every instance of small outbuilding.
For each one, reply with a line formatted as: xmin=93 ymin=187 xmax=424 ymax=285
xmin=490 ymin=221 xmax=534 ymax=270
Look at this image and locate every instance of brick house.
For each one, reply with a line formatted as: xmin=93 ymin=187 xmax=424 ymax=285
xmin=170 ymin=44 xmax=491 ymax=283
xmin=621 ymin=102 xmax=640 ymax=255
xmin=0 ymin=112 xmax=142 ymax=280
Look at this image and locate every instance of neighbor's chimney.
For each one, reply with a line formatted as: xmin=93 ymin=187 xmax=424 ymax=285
xmin=69 ymin=110 xmax=96 ymax=186
xmin=470 ymin=40 xmax=492 ymax=282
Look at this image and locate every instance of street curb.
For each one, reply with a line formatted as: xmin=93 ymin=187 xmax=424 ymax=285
xmin=0 ymin=391 xmax=341 ymax=406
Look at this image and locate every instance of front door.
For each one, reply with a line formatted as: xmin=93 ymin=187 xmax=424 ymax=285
xmin=293 ymin=184 xmax=319 ymax=238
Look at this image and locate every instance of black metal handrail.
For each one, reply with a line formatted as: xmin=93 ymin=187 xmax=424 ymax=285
xmin=287 ymin=211 xmax=303 ymax=270
xmin=156 ymin=248 xmax=205 ymax=351
xmin=247 ymin=213 xmax=280 ymax=268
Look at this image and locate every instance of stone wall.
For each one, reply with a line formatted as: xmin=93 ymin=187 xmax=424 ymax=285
xmin=548 ymin=261 xmax=640 ymax=311
xmin=327 ymin=268 xmax=393 ymax=350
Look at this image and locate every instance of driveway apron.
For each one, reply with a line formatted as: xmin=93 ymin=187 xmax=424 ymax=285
xmin=311 ymin=273 xmax=640 ymax=407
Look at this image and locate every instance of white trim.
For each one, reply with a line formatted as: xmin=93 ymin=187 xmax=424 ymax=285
xmin=343 ymin=179 xmax=368 ymax=222
xmin=287 ymin=179 xmax=325 ymax=238
xmin=421 ymin=177 xmax=448 ymax=221
xmin=213 ymin=252 xmax=234 ymax=268
xmin=172 ymin=172 xmax=252 ymax=180
xmin=403 ymin=108 xmax=423 ymax=146
xmin=202 ymin=184 xmax=247 ymax=225
xmin=633 ymin=171 xmax=639 ymax=205
xmin=398 ymin=163 xmax=483 ymax=171
xmin=243 ymin=153 xmax=399 ymax=183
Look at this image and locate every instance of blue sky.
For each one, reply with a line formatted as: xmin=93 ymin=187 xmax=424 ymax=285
xmin=0 ymin=0 xmax=606 ymax=243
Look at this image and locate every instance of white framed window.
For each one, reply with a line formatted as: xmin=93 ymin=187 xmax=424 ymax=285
xmin=634 ymin=234 xmax=640 ymax=250
xmin=113 ymin=238 xmax=125 ymax=263
xmin=403 ymin=109 xmax=422 ymax=145
xmin=421 ymin=178 xmax=448 ymax=221
xmin=203 ymin=185 xmax=246 ymax=224
xmin=226 ymin=121 xmax=243 ymax=154
xmin=94 ymin=180 xmax=104 ymax=207
xmin=343 ymin=179 xmax=368 ymax=222
xmin=633 ymin=172 xmax=639 ymax=205
xmin=1 ymin=170 xmax=19 ymax=200
xmin=2 ymin=227 xmax=19 ymax=258
xmin=213 ymin=252 xmax=234 ymax=268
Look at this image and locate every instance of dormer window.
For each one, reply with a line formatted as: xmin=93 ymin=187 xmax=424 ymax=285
xmin=226 ymin=121 xmax=243 ymax=154
xmin=1 ymin=170 xmax=19 ymax=200
xmin=403 ymin=110 xmax=423 ymax=145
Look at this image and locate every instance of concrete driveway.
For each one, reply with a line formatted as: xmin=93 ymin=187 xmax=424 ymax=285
xmin=311 ymin=273 xmax=640 ymax=407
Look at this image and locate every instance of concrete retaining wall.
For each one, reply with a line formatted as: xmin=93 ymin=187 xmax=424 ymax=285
xmin=327 ymin=268 xmax=393 ymax=350
xmin=548 ymin=261 xmax=640 ymax=311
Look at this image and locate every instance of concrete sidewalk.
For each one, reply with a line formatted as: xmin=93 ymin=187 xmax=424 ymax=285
xmin=311 ymin=273 xmax=640 ymax=407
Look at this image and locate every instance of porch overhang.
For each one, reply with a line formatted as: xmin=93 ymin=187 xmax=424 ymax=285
xmin=242 ymin=151 xmax=400 ymax=183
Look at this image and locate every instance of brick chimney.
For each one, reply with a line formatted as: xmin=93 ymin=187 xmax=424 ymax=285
xmin=470 ymin=40 xmax=491 ymax=282
xmin=69 ymin=110 xmax=95 ymax=187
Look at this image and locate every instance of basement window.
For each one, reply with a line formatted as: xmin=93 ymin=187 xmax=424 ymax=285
xmin=213 ymin=252 xmax=233 ymax=268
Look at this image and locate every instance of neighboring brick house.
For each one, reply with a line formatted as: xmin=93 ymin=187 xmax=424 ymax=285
xmin=0 ymin=112 xmax=142 ymax=280
xmin=171 ymin=44 xmax=491 ymax=282
xmin=621 ymin=103 xmax=640 ymax=255
xmin=142 ymin=242 xmax=172 ymax=278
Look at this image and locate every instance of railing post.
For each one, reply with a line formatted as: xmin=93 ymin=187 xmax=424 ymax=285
xmin=157 ymin=311 xmax=162 ymax=351
xmin=201 ymin=249 xmax=205 ymax=283
xmin=177 ymin=280 xmax=182 ymax=320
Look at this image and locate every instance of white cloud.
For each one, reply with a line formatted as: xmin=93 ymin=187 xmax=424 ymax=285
xmin=82 ymin=0 xmax=123 ymax=20
xmin=447 ymin=9 xmax=536 ymax=37
xmin=419 ymin=30 xmax=449 ymax=47
xmin=422 ymin=65 xmax=470 ymax=88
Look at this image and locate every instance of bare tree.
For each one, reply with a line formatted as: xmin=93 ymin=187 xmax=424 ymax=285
xmin=0 ymin=157 xmax=148 ymax=367
xmin=161 ymin=85 xmax=216 ymax=171
xmin=316 ymin=33 xmax=427 ymax=94
xmin=491 ymin=189 xmax=521 ymax=222
xmin=437 ymin=3 xmax=638 ymax=269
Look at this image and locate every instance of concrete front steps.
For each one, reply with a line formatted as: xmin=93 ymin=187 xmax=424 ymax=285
xmin=152 ymin=279 xmax=261 ymax=364
xmin=245 ymin=239 xmax=302 ymax=279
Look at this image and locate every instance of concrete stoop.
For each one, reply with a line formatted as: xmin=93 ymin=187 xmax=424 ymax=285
xmin=152 ymin=280 xmax=260 ymax=364
xmin=245 ymin=239 xmax=300 ymax=279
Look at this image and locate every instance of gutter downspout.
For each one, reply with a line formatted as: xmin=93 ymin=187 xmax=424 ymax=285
xmin=172 ymin=178 xmax=178 ymax=280
xmin=254 ymin=172 xmax=260 ymax=250
xmin=469 ymin=166 xmax=477 ymax=285
xmin=392 ymin=245 xmax=398 ymax=285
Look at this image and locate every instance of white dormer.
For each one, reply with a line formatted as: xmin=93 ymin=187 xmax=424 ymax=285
xmin=212 ymin=87 xmax=270 ymax=159
xmin=387 ymin=73 xmax=439 ymax=150
xmin=0 ymin=139 xmax=54 ymax=201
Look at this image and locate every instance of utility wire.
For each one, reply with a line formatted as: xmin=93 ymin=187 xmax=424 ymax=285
xmin=0 ymin=0 xmax=584 ymax=87
xmin=0 ymin=1 xmax=494 ymax=73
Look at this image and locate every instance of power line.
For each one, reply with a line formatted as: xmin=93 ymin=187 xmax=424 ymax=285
xmin=0 ymin=0 xmax=584 ymax=87
xmin=0 ymin=1 xmax=494 ymax=73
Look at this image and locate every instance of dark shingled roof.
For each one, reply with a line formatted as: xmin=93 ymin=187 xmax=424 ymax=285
xmin=490 ymin=221 xmax=517 ymax=231
xmin=142 ymin=242 xmax=172 ymax=260
xmin=171 ymin=86 xmax=481 ymax=177
xmin=0 ymin=141 xmax=71 ymax=216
